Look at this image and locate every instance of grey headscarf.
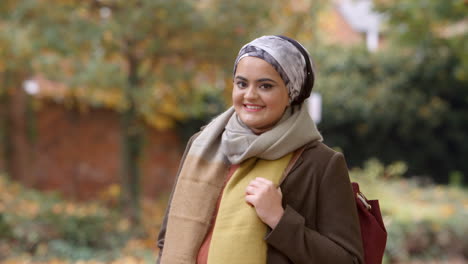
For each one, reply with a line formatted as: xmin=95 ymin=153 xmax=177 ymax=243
xmin=233 ymin=35 xmax=314 ymax=103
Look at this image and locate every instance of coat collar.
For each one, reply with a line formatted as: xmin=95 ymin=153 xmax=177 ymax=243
xmin=279 ymin=141 xmax=319 ymax=185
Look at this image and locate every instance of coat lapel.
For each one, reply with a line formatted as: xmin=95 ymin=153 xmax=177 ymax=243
xmin=279 ymin=141 xmax=320 ymax=186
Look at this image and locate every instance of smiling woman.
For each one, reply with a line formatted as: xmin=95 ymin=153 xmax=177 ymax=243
xmin=156 ymin=36 xmax=364 ymax=264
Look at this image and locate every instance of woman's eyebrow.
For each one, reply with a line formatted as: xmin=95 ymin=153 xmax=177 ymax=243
xmin=235 ymin=75 xmax=277 ymax=84
xmin=257 ymin=78 xmax=277 ymax=84
xmin=235 ymin=76 xmax=248 ymax=81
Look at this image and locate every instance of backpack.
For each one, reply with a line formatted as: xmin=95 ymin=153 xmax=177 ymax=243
xmin=352 ymin=182 xmax=387 ymax=264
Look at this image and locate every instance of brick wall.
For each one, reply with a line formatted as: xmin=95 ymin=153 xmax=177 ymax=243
xmin=6 ymin=100 xmax=184 ymax=200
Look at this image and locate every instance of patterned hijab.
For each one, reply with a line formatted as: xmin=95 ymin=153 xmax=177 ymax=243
xmin=233 ymin=35 xmax=315 ymax=103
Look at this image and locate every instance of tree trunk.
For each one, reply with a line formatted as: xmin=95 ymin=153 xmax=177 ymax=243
xmin=120 ymin=52 xmax=143 ymax=224
xmin=0 ymin=72 xmax=12 ymax=176
xmin=1 ymin=72 xmax=29 ymax=182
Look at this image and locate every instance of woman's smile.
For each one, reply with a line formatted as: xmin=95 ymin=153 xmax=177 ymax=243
xmin=243 ymin=104 xmax=264 ymax=112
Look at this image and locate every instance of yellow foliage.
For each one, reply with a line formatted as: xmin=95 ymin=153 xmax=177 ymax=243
xmin=155 ymin=9 xmax=168 ymax=20
xmin=90 ymin=89 xmax=125 ymax=109
xmin=159 ymin=97 xmax=185 ymax=120
xmin=103 ymin=31 xmax=113 ymax=43
xmin=99 ymin=183 xmax=121 ymax=200
xmin=117 ymin=218 xmax=131 ymax=232
xmin=76 ymin=7 xmax=89 ymax=19
xmin=0 ymin=174 xmax=163 ymax=262
xmin=145 ymin=114 xmax=174 ymax=130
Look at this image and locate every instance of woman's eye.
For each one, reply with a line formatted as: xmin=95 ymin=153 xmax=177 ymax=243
xmin=260 ymin=83 xmax=273 ymax=89
xmin=236 ymin=81 xmax=247 ymax=88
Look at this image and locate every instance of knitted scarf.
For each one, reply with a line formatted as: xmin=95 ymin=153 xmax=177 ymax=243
xmin=160 ymin=105 xmax=322 ymax=263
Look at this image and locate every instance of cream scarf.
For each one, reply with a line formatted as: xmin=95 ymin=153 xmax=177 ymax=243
xmin=160 ymin=105 xmax=322 ymax=264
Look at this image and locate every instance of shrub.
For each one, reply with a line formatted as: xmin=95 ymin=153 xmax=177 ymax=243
xmin=0 ymin=175 xmax=131 ymax=261
xmin=316 ymin=44 xmax=468 ymax=185
xmin=349 ymin=160 xmax=468 ymax=262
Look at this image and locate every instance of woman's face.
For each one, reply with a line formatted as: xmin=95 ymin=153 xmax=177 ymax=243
xmin=233 ymin=56 xmax=289 ymax=134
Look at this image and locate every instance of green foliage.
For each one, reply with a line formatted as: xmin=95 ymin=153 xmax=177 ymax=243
xmin=0 ymin=213 xmax=12 ymax=240
xmin=449 ymin=171 xmax=464 ymax=187
xmin=374 ymin=0 xmax=468 ymax=80
xmin=315 ymin=41 xmax=468 ymax=183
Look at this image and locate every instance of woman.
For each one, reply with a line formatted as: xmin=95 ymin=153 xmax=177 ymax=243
xmin=156 ymin=35 xmax=364 ymax=264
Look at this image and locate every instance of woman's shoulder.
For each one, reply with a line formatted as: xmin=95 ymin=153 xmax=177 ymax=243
xmin=299 ymin=141 xmax=347 ymax=168
xmin=302 ymin=141 xmax=342 ymax=158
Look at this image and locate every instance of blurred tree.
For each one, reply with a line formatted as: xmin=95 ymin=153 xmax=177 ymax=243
xmin=0 ymin=0 xmax=39 ymax=182
xmin=374 ymin=0 xmax=467 ymax=79
xmin=316 ymin=0 xmax=468 ymax=184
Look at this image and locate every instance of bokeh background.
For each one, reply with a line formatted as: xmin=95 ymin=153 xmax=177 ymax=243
xmin=1 ymin=0 xmax=467 ymax=263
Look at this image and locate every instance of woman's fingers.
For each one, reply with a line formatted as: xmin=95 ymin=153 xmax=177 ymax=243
xmin=245 ymin=194 xmax=255 ymax=206
xmin=245 ymin=185 xmax=256 ymax=195
xmin=254 ymin=177 xmax=274 ymax=185
xmin=247 ymin=177 xmax=276 ymax=189
xmin=250 ymin=177 xmax=275 ymax=188
xmin=245 ymin=177 xmax=281 ymax=198
xmin=246 ymin=180 xmax=263 ymax=188
xmin=244 ymin=177 xmax=284 ymax=228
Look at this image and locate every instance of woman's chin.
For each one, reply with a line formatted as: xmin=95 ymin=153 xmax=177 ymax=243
xmin=245 ymin=123 xmax=272 ymax=134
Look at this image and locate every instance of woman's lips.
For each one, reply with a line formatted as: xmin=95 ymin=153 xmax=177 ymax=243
xmin=243 ymin=104 xmax=264 ymax=112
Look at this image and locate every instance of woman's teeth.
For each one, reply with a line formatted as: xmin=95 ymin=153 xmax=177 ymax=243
xmin=245 ymin=105 xmax=262 ymax=109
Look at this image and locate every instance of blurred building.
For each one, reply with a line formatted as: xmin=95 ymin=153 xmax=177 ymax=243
xmin=320 ymin=0 xmax=384 ymax=51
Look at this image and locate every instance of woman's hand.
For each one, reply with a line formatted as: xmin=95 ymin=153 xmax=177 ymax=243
xmin=245 ymin=177 xmax=284 ymax=229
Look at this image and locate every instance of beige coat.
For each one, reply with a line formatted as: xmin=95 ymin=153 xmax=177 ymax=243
xmin=157 ymin=134 xmax=364 ymax=264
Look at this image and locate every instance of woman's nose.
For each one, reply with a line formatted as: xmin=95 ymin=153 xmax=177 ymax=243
xmin=244 ymin=86 xmax=258 ymax=100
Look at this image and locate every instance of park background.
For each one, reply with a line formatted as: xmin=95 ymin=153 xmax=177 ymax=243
xmin=0 ymin=0 xmax=467 ymax=263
